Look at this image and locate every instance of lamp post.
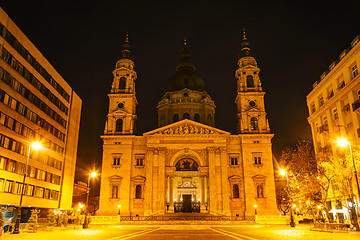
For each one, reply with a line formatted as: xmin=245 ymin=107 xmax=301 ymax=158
xmin=336 ymin=138 xmax=360 ymax=230
xmin=118 ymin=205 xmax=121 ymax=222
xmin=13 ymin=142 xmax=42 ymax=234
xmin=83 ymin=171 xmax=97 ymax=229
xmin=280 ymin=169 xmax=295 ymax=227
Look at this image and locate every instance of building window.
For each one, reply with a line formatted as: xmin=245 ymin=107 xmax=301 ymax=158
xmin=337 ymin=75 xmax=345 ymax=90
xmin=135 ymin=185 xmax=142 ymax=199
xmin=310 ymin=102 xmax=316 ymax=114
xmin=319 ymin=96 xmax=324 ymax=106
xmin=173 ymin=114 xmax=179 ymax=123
xmin=351 ymin=64 xmax=358 ymax=79
xmin=323 ymin=116 xmax=328 ymax=126
xmin=112 ymin=185 xmax=119 ymax=198
xmin=113 ymin=157 xmax=121 ymax=166
xmin=183 ymin=112 xmax=190 ymax=119
xmin=254 ymin=156 xmax=262 ymax=165
xmin=233 ymin=184 xmax=239 ymax=198
xmin=315 ymin=122 xmax=319 ymax=132
xmin=230 ymin=157 xmax=238 ymax=166
xmin=119 ymin=77 xmax=126 ymax=89
xmin=135 ymin=155 xmax=144 ymax=166
xmin=250 ymin=117 xmax=258 ymax=130
xmin=327 ymin=88 xmax=334 ymax=99
xmin=194 ymin=113 xmax=200 ymax=122
xmin=256 ymin=184 xmax=264 ymax=198
xmin=246 ymin=75 xmax=254 ymax=88
xmin=4 ymin=180 xmax=13 ymax=193
xmin=115 ymin=119 xmax=123 ymax=132
xmin=333 ymin=108 xmax=338 ymax=120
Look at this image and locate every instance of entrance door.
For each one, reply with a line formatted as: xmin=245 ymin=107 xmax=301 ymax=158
xmin=183 ymin=195 xmax=192 ymax=213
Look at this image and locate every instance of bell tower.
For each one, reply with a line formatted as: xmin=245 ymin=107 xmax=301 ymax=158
xmin=104 ymin=33 xmax=138 ymax=135
xmin=235 ymin=30 xmax=270 ymax=134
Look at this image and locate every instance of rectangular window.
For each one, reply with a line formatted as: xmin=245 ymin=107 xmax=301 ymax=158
xmin=351 ymin=64 xmax=359 ymax=79
xmin=310 ymin=102 xmax=316 ymax=114
xmin=0 ymin=156 xmax=7 ymax=170
xmin=319 ymin=96 xmax=324 ymax=106
xmin=26 ymin=185 xmax=34 ymax=196
xmin=44 ymin=188 xmax=50 ymax=199
xmin=14 ymin=182 xmax=22 ymax=194
xmin=34 ymin=186 xmax=44 ymax=198
xmin=333 ymin=108 xmax=338 ymax=120
xmin=252 ymin=153 xmax=263 ymax=165
xmin=327 ymin=87 xmax=334 ymax=99
xmin=315 ymin=122 xmax=319 ymax=132
xmin=0 ymin=178 xmax=4 ymax=192
xmin=4 ymin=180 xmax=13 ymax=193
xmin=112 ymin=154 xmax=122 ymax=166
xmin=135 ymin=155 xmax=145 ymax=166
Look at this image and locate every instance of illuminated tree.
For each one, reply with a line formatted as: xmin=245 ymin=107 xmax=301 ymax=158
xmin=279 ymin=141 xmax=322 ymax=216
xmin=0 ymin=207 xmax=5 ymax=235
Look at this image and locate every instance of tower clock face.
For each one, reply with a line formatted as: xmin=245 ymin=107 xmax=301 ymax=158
xmin=249 ymin=101 xmax=256 ymax=107
xmin=117 ymin=102 xmax=124 ymax=109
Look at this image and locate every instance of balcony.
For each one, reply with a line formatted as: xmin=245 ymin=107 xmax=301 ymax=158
xmin=319 ymin=124 xmax=329 ymax=134
xmin=319 ymin=145 xmax=332 ymax=154
xmin=352 ymin=99 xmax=360 ymax=112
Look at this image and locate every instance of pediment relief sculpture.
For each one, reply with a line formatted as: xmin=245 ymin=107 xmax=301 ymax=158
xmin=157 ymin=124 xmax=219 ymax=135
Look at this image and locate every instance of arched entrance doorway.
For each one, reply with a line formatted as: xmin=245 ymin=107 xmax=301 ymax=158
xmin=172 ymin=157 xmax=201 ymax=213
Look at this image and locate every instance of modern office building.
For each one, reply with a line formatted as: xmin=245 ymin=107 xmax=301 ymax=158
xmin=0 ymin=6 xmax=82 ymax=218
xmin=98 ymin=32 xmax=278 ymax=218
xmin=306 ymin=35 xmax=360 ymax=221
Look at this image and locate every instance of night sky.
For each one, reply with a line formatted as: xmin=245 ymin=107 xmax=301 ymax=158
xmin=1 ymin=1 xmax=360 ymax=194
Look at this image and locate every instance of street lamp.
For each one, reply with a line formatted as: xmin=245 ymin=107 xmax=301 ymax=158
xmin=118 ymin=205 xmax=121 ymax=222
xmin=83 ymin=171 xmax=97 ymax=229
xmin=336 ymin=138 xmax=360 ymax=230
xmin=13 ymin=142 xmax=42 ymax=234
xmin=280 ymin=168 xmax=295 ymax=227
xmin=336 ymin=138 xmax=360 ymax=203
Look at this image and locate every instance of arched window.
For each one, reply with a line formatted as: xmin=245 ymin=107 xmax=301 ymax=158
xmin=116 ymin=119 xmax=123 ymax=132
xmin=233 ymin=184 xmax=239 ymax=198
xmin=207 ymin=114 xmax=213 ymax=125
xmin=257 ymin=185 xmax=264 ymax=198
xmin=183 ymin=112 xmax=190 ymax=119
xmin=194 ymin=113 xmax=200 ymax=122
xmin=173 ymin=114 xmax=179 ymax=123
xmin=247 ymin=75 xmax=254 ymax=88
xmin=135 ymin=185 xmax=142 ymax=199
xmin=119 ymin=77 xmax=126 ymax=89
xmin=250 ymin=117 xmax=258 ymax=130
xmin=112 ymin=185 xmax=118 ymax=198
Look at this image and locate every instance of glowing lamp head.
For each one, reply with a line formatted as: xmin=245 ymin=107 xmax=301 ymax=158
xmin=118 ymin=205 xmax=121 ymax=209
xmin=90 ymin=172 xmax=97 ymax=178
xmin=31 ymin=142 xmax=42 ymax=150
xmin=279 ymin=169 xmax=286 ymax=176
xmin=254 ymin=204 xmax=257 ymax=208
xmin=317 ymin=205 xmax=321 ymax=209
xmin=337 ymin=138 xmax=349 ymax=148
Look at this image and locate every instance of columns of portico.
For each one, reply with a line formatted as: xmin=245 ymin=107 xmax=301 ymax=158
xmin=220 ymin=147 xmax=231 ymax=216
xmin=144 ymin=148 xmax=154 ymax=215
xmin=208 ymin=147 xmax=217 ymax=214
xmin=158 ymin=148 xmax=166 ymax=213
xmin=215 ymin=148 xmax=222 ymax=212
xmin=152 ymin=149 xmax=159 ymax=212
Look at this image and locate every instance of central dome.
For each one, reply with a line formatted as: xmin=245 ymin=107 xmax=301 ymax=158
xmin=165 ymin=38 xmax=207 ymax=92
xmin=165 ymin=68 xmax=207 ymax=92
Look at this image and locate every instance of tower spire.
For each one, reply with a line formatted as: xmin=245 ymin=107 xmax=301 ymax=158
xmin=119 ymin=32 xmax=133 ymax=60
xmin=176 ymin=36 xmax=195 ymax=71
xmin=239 ymin=29 xmax=252 ymax=58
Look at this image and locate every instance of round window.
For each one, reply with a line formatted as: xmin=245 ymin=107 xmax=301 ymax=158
xmin=249 ymin=101 xmax=256 ymax=107
xmin=118 ymin=102 xmax=124 ymax=109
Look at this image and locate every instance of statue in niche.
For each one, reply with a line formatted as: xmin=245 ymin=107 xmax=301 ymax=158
xmin=175 ymin=158 xmax=199 ymax=171
xmin=257 ymin=184 xmax=264 ymax=198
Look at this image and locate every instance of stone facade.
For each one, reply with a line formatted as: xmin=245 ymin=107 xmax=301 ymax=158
xmin=98 ymin=32 xmax=278 ymax=217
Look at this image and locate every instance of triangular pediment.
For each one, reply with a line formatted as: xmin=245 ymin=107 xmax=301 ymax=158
xmin=144 ymin=119 xmax=230 ymax=136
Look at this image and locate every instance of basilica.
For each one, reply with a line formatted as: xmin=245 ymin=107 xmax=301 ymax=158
xmin=97 ymin=32 xmax=278 ymax=218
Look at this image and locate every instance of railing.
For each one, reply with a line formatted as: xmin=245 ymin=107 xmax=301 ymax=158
xmin=352 ymin=99 xmax=360 ymax=111
xmin=90 ymin=215 xmax=253 ymax=223
xmin=312 ymin=222 xmax=348 ymax=232
xmin=319 ymin=124 xmax=329 ymax=133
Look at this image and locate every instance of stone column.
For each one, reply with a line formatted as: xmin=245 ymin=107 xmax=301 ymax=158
xmin=208 ymin=147 xmax=217 ymax=214
xmin=158 ymin=148 xmax=166 ymax=213
xmin=144 ymin=148 xmax=154 ymax=215
xmin=215 ymin=148 xmax=222 ymax=213
xmin=152 ymin=148 xmax=159 ymax=212
xmin=220 ymin=147 xmax=231 ymax=216
xmin=169 ymin=174 xmax=174 ymax=212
